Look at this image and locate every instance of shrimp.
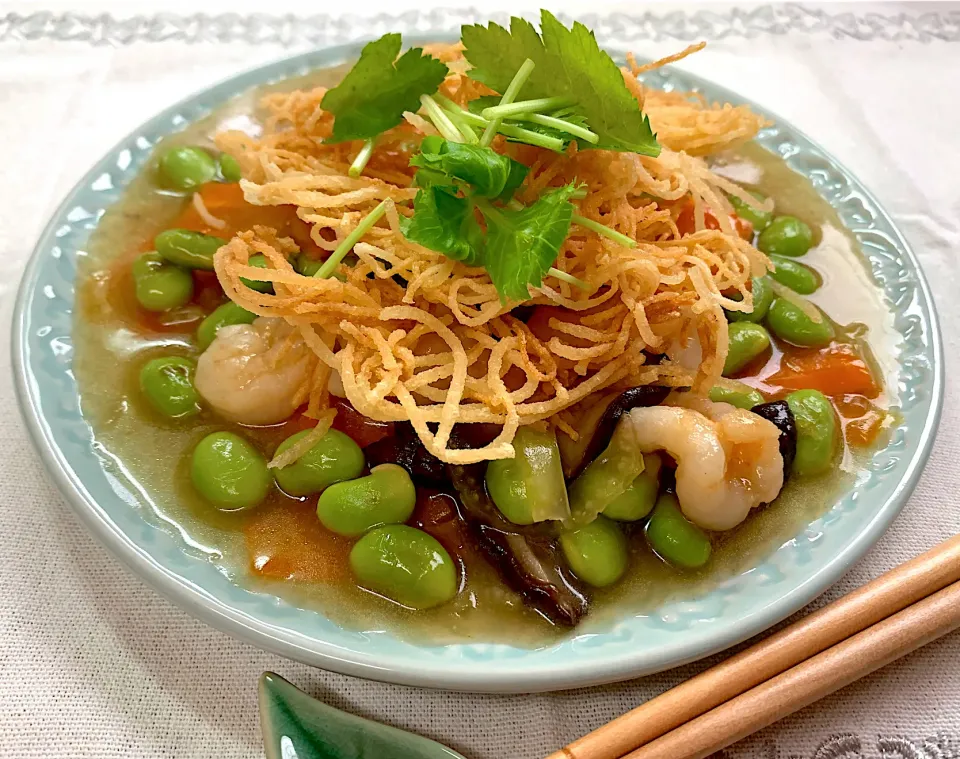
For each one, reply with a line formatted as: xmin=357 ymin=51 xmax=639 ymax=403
xmin=195 ymin=317 xmax=317 ymax=426
xmin=622 ymin=395 xmax=784 ymax=531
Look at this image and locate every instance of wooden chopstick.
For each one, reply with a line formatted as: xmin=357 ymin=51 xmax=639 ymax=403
xmin=547 ymin=534 xmax=960 ymax=759
xmin=625 ymin=579 xmax=960 ymax=759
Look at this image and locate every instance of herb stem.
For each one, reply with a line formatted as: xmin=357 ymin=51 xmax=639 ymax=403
xmin=432 ymin=94 xmax=480 ymax=144
xmin=315 ymin=200 xmax=388 ymax=278
xmin=481 ymin=96 xmax=574 ymax=120
xmin=348 ymin=139 xmax=376 ymax=178
xmin=481 ymin=58 xmax=536 ymax=148
xmin=420 ymin=94 xmax=465 ymax=143
xmin=571 ymin=213 xmax=637 ymax=248
xmin=548 ymin=267 xmax=590 ymax=290
xmin=498 ymin=123 xmax=565 ymax=152
xmin=520 ymin=113 xmax=599 ymax=144
xmin=571 ymin=188 xmax=587 ymax=199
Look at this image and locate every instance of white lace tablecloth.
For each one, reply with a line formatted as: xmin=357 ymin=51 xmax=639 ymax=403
xmin=2 ymin=3 xmax=959 ymax=757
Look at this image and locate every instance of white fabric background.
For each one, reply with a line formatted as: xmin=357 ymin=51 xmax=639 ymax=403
xmin=1 ymin=3 xmax=959 ymax=758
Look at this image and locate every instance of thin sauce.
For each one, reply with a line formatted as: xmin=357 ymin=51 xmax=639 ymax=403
xmin=72 ymin=81 xmax=900 ymax=645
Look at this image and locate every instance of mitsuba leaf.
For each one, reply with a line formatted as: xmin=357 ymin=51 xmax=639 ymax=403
xmin=322 ymin=34 xmax=448 ymax=143
xmin=410 ymin=138 xmax=529 ymax=199
xmin=399 ymin=186 xmax=485 ymax=266
xmin=461 ymin=11 xmax=660 ymax=156
xmin=481 ymin=183 xmax=579 ymax=302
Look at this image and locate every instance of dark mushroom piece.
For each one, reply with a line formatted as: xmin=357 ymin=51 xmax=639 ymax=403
xmin=364 ymin=422 xmax=448 ymax=486
xmin=751 ymin=399 xmax=798 ymax=476
xmin=448 ymin=463 xmax=588 ymax=627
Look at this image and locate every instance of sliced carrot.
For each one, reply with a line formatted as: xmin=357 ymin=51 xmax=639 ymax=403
xmin=769 ymin=343 xmax=880 ymax=398
xmin=676 ymin=202 xmax=753 ymax=240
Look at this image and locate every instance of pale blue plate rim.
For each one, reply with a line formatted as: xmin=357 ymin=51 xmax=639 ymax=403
xmin=11 ymin=37 xmax=944 ymax=693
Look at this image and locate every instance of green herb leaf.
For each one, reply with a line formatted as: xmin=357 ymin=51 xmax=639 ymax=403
xmin=321 ymin=33 xmax=448 ymax=143
xmin=410 ymin=138 xmax=529 ymax=199
xmin=400 ymin=186 xmax=485 ymax=266
xmin=461 ymin=11 xmax=660 ymax=156
xmin=480 ymin=183 xmax=579 ymax=302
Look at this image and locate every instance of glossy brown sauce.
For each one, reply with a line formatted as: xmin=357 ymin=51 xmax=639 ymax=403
xmin=72 ymin=84 xmax=899 ymax=645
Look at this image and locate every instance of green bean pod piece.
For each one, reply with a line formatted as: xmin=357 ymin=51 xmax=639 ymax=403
xmin=726 ymin=276 xmax=774 ymax=324
xmin=197 ymin=301 xmax=257 ymax=351
xmin=765 ymin=298 xmax=835 ymax=348
xmin=273 ymin=428 xmax=365 ymax=497
xmin=158 ymin=145 xmax=217 ymax=191
xmin=317 ymin=463 xmax=416 ymax=537
xmin=723 ymin=322 xmax=771 ymax=376
xmin=139 ymin=356 xmax=200 ymax=418
xmin=769 ymin=255 xmax=820 ymax=295
xmin=560 ymin=515 xmax=629 ymax=588
xmin=155 ymin=228 xmax=227 ymax=271
xmin=645 ymin=492 xmax=712 ymax=569
xmin=191 ymin=431 xmax=271 ymax=510
xmin=350 ymin=525 xmax=457 ymax=609
xmin=728 ymin=190 xmax=773 ymax=231
xmin=786 ymin=389 xmax=839 ymax=476
xmin=131 ymin=252 xmax=194 ymax=312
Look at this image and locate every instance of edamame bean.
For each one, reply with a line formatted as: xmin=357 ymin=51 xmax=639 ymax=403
xmin=645 ymin=492 xmax=712 ymax=569
xmin=218 ymin=153 xmax=242 ymax=182
xmin=709 ymin=382 xmax=765 ymax=410
xmin=769 ymin=255 xmax=819 ymax=295
xmin=726 ymin=275 xmax=774 ymax=323
xmin=728 ymin=191 xmax=773 ymax=231
xmin=757 ymin=215 xmax=813 ymax=258
xmin=603 ymin=454 xmax=661 ymax=522
xmin=295 ymin=253 xmax=324 ymax=277
xmin=131 ymin=252 xmax=194 ymax=312
xmin=317 ymin=463 xmax=416 ymax=537
xmin=786 ymin=389 xmax=838 ymax=476
xmin=191 ymin=431 xmax=271 ymax=510
xmin=350 ymin=525 xmax=457 ymax=609
xmin=765 ymin=298 xmax=835 ymax=347
xmin=158 ymin=146 xmax=217 ymax=191
xmin=139 ymin=356 xmax=200 ymax=418
xmin=560 ymin=515 xmax=628 ymax=588
xmin=155 ymin=228 xmax=227 ymax=271
xmin=723 ymin=322 xmax=771 ymax=376
xmin=273 ymin=428 xmax=365 ymax=497
xmin=240 ymin=253 xmax=273 ymax=293
xmin=197 ymin=301 xmax=256 ymax=351
xmin=486 ymin=426 xmax=568 ymax=525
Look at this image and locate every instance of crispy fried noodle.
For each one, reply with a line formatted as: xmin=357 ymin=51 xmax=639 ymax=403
xmin=213 ymin=44 xmax=773 ymax=464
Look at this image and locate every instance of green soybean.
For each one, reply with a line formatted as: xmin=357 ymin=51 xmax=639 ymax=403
xmin=155 ymin=228 xmax=227 ymax=271
xmin=723 ymin=322 xmax=771 ymax=376
xmin=766 ymin=298 xmax=835 ymax=347
xmin=139 ymin=356 xmax=200 ymax=418
xmin=786 ymin=389 xmax=839 ymax=476
xmin=191 ymin=431 xmax=271 ymax=510
xmin=131 ymin=252 xmax=194 ymax=312
xmin=273 ymin=428 xmax=365 ymax=497
xmin=769 ymin=255 xmax=819 ymax=295
xmin=726 ymin=275 xmax=774 ymax=323
xmin=158 ymin=146 xmax=217 ymax=191
xmin=218 ymin=153 xmax=242 ymax=182
xmin=197 ymin=301 xmax=257 ymax=351
xmin=317 ymin=463 xmax=416 ymax=537
xmin=757 ymin=215 xmax=814 ymax=258
xmin=350 ymin=525 xmax=457 ymax=609
xmin=295 ymin=253 xmax=324 ymax=277
xmin=728 ymin=191 xmax=773 ymax=231
xmin=603 ymin=454 xmax=661 ymax=522
xmin=560 ymin=515 xmax=629 ymax=588
xmin=645 ymin=492 xmax=712 ymax=569
xmin=240 ymin=253 xmax=274 ymax=293
xmin=486 ymin=426 xmax=568 ymax=525
xmin=709 ymin=382 xmax=765 ymax=410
